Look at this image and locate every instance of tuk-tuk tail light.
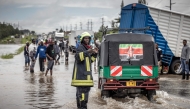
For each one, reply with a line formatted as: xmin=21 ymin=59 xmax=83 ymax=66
xmin=146 ymin=78 xmax=156 ymax=82
xmin=107 ymin=79 xmax=117 ymax=83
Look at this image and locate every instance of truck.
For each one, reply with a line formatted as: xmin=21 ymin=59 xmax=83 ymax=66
xmin=119 ymin=3 xmax=190 ymax=74
xmin=54 ymin=32 xmax=64 ymax=41
xmin=68 ymin=30 xmax=94 ymax=53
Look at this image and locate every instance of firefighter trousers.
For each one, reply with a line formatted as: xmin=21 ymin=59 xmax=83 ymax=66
xmin=76 ymin=87 xmax=91 ymax=109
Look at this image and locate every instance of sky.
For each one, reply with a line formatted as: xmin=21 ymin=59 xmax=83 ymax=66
xmin=0 ymin=0 xmax=190 ymax=34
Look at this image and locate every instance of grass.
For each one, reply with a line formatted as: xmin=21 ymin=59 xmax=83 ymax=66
xmin=21 ymin=35 xmax=36 ymax=44
xmin=0 ymin=36 xmax=15 ymax=44
xmin=15 ymin=46 xmax=25 ymax=55
xmin=1 ymin=45 xmax=25 ymax=59
xmin=1 ymin=53 xmax=14 ymax=59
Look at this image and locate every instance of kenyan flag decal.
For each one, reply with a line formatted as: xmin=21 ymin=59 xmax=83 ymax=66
xmin=119 ymin=44 xmax=143 ymax=61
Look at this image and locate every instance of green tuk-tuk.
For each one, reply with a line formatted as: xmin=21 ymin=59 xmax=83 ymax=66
xmin=98 ymin=33 xmax=159 ymax=101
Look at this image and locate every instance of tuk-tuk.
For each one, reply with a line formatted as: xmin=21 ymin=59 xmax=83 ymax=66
xmin=98 ymin=33 xmax=159 ymax=101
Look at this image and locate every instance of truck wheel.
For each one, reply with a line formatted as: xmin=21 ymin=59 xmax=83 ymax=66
xmin=147 ymin=90 xmax=156 ymax=102
xmin=170 ymin=59 xmax=181 ymax=74
xmin=101 ymin=90 xmax=110 ymax=98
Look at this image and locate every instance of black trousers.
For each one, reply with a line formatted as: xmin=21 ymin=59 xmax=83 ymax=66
xmin=39 ymin=58 xmax=45 ymax=71
xmin=76 ymin=87 xmax=91 ymax=109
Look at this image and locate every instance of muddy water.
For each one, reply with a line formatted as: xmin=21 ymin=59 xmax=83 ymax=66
xmin=0 ymin=50 xmax=190 ymax=109
xmin=0 ymin=44 xmax=23 ymax=55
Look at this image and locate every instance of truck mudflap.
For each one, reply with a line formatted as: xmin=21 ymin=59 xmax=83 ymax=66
xmin=100 ymin=78 xmax=159 ymax=90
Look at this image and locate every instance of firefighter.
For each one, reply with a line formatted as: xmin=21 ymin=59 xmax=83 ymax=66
xmin=71 ymin=32 xmax=98 ymax=109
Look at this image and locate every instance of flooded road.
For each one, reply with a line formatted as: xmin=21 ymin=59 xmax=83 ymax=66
xmin=0 ymin=48 xmax=190 ymax=109
xmin=0 ymin=44 xmax=23 ymax=55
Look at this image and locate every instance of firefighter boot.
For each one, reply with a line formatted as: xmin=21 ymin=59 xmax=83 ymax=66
xmin=182 ymin=72 xmax=185 ymax=80
xmin=186 ymin=73 xmax=189 ymax=80
xmin=80 ymin=101 xmax=87 ymax=109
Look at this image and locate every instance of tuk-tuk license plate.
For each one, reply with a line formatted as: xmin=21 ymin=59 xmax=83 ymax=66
xmin=126 ymin=81 xmax=136 ymax=86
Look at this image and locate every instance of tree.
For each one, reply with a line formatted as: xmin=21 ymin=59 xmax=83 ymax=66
xmin=59 ymin=28 xmax=63 ymax=32
xmin=31 ymin=31 xmax=35 ymax=35
xmin=138 ymin=0 xmax=147 ymax=4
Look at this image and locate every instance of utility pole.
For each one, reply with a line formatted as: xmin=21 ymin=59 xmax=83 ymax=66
xmin=70 ymin=24 xmax=72 ymax=31
xmin=90 ymin=19 xmax=93 ymax=30
xmin=166 ymin=0 xmax=175 ymax=10
xmin=66 ymin=25 xmax=68 ymax=31
xmin=18 ymin=22 xmax=19 ymax=30
xmin=101 ymin=17 xmax=104 ymax=32
xmin=75 ymin=24 xmax=77 ymax=30
xmin=87 ymin=20 xmax=90 ymax=30
xmin=80 ymin=22 xmax=82 ymax=30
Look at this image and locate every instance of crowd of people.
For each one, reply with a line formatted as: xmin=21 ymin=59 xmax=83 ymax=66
xmin=24 ymin=38 xmax=69 ymax=75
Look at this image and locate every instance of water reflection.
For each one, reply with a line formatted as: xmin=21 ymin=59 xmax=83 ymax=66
xmin=25 ymin=73 xmax=58 ymax=109
xmin=159 ymin=78 xmax=190 ymax=99
xmin=178 ymin=81 xmax=189 ymax=97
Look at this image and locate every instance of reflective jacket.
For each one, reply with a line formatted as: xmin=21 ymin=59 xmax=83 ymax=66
xmin=71 ymin=44 xmax=97 ymax=87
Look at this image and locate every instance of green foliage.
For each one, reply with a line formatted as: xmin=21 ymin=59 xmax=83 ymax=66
xmin=0 ymin=22 xmax=21 ymax=39
xmin=0 ymin=36 xmax=15 ymax=44
xmin=64 ymin=35 xmax=69 ymax=39
xmin=15 ymin=46 xmax=25 ymax=55
xmin=59 ymin=28 xmax=64 ymax=32
xmin=21 ymin=35 xmax=36 ymax=44
xmin=31 ymin=31 xmax=35 ymax=35
xmin=1 ymin=53 xmax=14 ymax=59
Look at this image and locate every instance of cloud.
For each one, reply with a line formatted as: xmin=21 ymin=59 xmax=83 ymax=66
xmin=1 ymin=0 xmax=189 ymax=34
xmin=18 ymin=5 xmax=47 ymax=8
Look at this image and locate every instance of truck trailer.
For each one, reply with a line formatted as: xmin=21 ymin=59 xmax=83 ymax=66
xmin=68 ymin=30 xmax=94 ymax=53
xmin=119 ymin=3 xmax=190 ymax=74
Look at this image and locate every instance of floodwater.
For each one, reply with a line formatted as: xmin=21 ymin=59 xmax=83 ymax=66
xmin=0 ymin=44 xmax=190 ymax=109
xmin=0 ymin=44 xmax=23 ymax=55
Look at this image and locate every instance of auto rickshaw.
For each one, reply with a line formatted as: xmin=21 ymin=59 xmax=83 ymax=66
xmin=98 ymin=32 xmax=159 ymax=101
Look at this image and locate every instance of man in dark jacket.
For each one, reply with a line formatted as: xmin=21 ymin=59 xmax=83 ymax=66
xmin=71 ymin=32 xmax=98 ymax=109
xmin=59 ymin=39 xmax=64 ymax=56
xmin=35 ymin=40 xmax=46 ymax=72
xmin=181 ymin=40 xmax=190 ymax=80
xmin=45 ymin=40 xmax=55 ymax=76
xmin=24 ymin=42 xmax=30 ymax=68
xmin=54 ymin=40 xmax=60 ymax=65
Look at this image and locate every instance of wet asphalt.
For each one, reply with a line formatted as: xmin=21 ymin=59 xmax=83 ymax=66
xmin=0 ymin=44 xmax=190 ymax=109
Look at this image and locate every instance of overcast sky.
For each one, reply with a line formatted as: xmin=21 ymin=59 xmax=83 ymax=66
xmin=0 ymin=0 xmax=190 ymax=34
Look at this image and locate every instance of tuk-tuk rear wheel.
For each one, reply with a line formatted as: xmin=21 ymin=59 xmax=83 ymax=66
xmin=101 ymin=90 xmax=110 ymax=98
xmin=147 ymin=90 xmax=156 ymax=102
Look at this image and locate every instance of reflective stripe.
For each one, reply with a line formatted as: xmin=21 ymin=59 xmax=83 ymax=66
xmin=91 ymin=56 xmax=96 ymax=62
xmin=87 ymin=75 xmax=90 ymax=80
xmin=74 ymin=66 xmax=77 ymax=79
xmin=79 ymin=52 xmax=84 ymax=61
xmin=71 ymin=80 xmax=94 ymax=86
xmin=81 ymin=93 xmax=85 ymax=101
xmin=86 ymin=57 xmax=90 ymax=71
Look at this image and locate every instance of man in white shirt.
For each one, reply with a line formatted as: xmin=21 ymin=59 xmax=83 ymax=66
xmin=29 ymin=39 xmax=37 ymax=73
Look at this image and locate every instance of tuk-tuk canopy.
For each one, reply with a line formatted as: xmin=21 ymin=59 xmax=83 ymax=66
xmin=104 ymin=33 xmax=154 ymax=42
xmin=99 ymin=33 xmax=158 ymax=66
